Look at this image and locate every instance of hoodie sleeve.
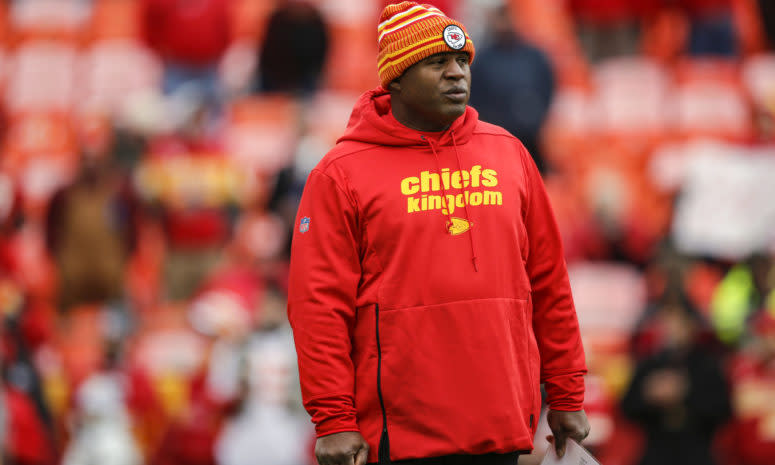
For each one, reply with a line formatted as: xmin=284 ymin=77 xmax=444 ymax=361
xmin=287 ymin=167 xmax=362 ymax=437
xmin=521 ymin=146 xmax=587 ymax=411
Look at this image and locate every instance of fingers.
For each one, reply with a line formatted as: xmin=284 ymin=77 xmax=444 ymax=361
xmin=553 ymin=431 xmax=568 ymax=458
xmin=316 ymin=442 xmax=369 ymax=465
xmin=549 ymin=427 xmax=590 ymax=458
xmin=354 ymin=443 xmax=370 ymax=465
xmin=570 ymin=423 xmax=591 ymax=443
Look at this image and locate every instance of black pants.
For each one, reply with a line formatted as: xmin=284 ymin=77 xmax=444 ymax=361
xmin=370 ymin=452 xmax=521 ymax=465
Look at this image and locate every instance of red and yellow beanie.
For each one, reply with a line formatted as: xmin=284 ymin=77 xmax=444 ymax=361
xmin=377 ymin=2 xmax=475 ymax=88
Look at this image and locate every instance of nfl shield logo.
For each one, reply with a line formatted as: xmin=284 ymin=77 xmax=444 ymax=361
xmin=300 ymin=217 xmax=311 ymax=234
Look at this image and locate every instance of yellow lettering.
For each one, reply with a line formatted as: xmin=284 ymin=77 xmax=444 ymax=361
xmin=451 ymin=170 xmax=468 ymax=189
xmin=483 ymin=191 xmax=502 ymax=206
xmin=470 ymin=165 xmax=482 ymax=187
xmin=455 ymin=193 xmax=465 ymax=208
xmin=420 ymin=171 xmax=440 ymax=193
xmin=441 ymin=168 xmax=451 ymax=190
xmin=401 ymin=176 xmax=420 ymax=195
xmin=482 ymin=169 xmax=498 ymax=187
xmin=428 ymin=195 xmax=444 ymax=211
xmin=444 ymin=194 xmax=456 ymax=215
xmin=421 ymin=194 xmax=428 ymax=211
xmin=470 ymin=192 xmax=483 ymax=206
xmin=407 ymin=197 xmax=420 ymax=212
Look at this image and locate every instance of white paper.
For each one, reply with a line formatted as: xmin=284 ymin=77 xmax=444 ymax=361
xmin=539 ymin=440 xmax=601 ymax=465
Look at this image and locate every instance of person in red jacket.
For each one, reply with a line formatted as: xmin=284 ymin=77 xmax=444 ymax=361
xmin=287 ymin=3 xmax=590 ymax=465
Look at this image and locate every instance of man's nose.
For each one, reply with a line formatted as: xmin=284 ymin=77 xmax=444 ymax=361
xmin=444 ymin=60 xmax=465 ymax=79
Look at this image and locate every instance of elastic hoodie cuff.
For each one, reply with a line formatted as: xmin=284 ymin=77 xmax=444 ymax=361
xmin=314 ymin=414 xmax=360 ymax=437
xmin=544 ymin=371 xmax=586 ymax=411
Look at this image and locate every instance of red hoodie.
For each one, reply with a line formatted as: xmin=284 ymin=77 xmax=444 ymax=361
xmin=288 ymin=87 xmax=586 ymax=462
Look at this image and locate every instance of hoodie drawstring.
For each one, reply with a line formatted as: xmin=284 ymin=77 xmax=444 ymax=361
xmin=422 ymin=133 xmax=479 ymax=272
xmin=451 ymin=131 xmax=479 ymax=272
xmin=423 ymin=136 xmax=455 ymax=235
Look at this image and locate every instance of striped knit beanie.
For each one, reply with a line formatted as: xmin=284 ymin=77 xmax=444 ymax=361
xmin=377 ymin=2 xmax=475 ymax=88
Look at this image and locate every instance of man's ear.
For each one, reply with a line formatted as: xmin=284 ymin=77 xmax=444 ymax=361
xmin=388 ymin=78 xmax=401 ymax=93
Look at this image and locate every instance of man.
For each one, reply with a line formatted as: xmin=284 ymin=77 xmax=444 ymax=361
xmin=468 ymin=4 xmax=555 ymax=173
xmin=288 ymin=3 xmax=589 ymax=465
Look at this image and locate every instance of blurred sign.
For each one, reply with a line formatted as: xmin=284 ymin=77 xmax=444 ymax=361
xmin=672 ymin=145 xmax=775 ymax=259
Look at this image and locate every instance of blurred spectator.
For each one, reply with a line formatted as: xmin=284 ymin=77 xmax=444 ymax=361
xmin=1 ymin=384 xmax=55 ymax=465
xmin=141 ymin=0 xmax=231 ymax=101
xmin=149 ymin=368 xmax=223 ymax=465
xmin=1 ymin=292 xmax=56 ymax=465
xmin=254 ymin=1 xmax=329 ymax=96
xmin=61 ymin=359 xmax=143 ymax=465
xmin=45 ymin=138 xmax=138 ymax=312
xmin=759 ymin=0 xmax=775 ymax=49
xmin=674 ymin=0 xmax=738 ymax=56
xmin=213 ymin=285 xmax=312 ymax=465
xmin=568 ymin=0 xmax=659 ymax=62
xmin=136 ymin=96 xmax=237 ymax=301
xmin=469 ymin=4 xmax=555 ymax=173
xmin=716 ymin=309 xmax=775 ymax=465
xmin=710 ymin=253 xmax=775 ymax=346
xmin=621 ymin=300 xmax=731 ymax=465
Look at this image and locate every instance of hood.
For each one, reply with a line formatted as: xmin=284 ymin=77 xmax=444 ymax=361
xmin=337 ymin=86 xmax=479 ymax=147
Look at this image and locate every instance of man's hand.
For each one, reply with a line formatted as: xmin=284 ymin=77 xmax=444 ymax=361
xmin=546 ymin=409 xmax=590 ymax=458
xmin=315 ymin=431 xmax=369 ymax=465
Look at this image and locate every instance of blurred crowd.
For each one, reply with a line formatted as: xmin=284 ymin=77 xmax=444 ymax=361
xmin=0 ymin=0 xmax=773 ymax=465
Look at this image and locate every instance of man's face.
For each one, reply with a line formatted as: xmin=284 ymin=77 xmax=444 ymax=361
xmin=390 ymin=52 xmax=471 ymax=131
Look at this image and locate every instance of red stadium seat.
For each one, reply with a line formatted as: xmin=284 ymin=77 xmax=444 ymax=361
xmin=224 ymin=95 xmax=301 ymax=175
xmin=542 ymin=88 xmax=598 ymax=168
xmin=89 ymin=0 xmax=142 ymax=41
xmin=230 ymin=0 xmax=278 ymax=43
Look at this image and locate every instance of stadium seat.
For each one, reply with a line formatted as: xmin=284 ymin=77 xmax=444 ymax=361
xmin=303 ymin=91 xmax=360 ymax=150
xmin=89 ymin=0 xmax=141 ymax=41
xmin=224 ymin=95 xmax=301 ymax=175
xmin=1 ymin=112 xmax=79 ymax=218
xmin=77 ymin=39 xmax=163 ymax=114
xmin=8 ymin=0 xmax=90 ymax=43
xmin=541 ymin=88 xmax=598 ymax=168
xmin=508 ymin=0 xmax=591 ymax=89
xmin=593 ymin=57 xmax=670 ymax=137
xmin=230 ymin=0 xmax=278 ymax=42
xmin=669 ymin=81 xmax=752 ymax=141
xmin=4 ymin=41 xmax=79 ymax=113
xmin=742 ymin=53 xmax=775 ymax=112
xmin=668 ymin=59 xmax=752 ymax=141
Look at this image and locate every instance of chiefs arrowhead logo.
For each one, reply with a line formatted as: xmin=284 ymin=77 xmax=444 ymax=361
xmin=446 ymin=217 xmax=472 ymax=235
xmin=443 ymin=25 xmax=466 ymax=50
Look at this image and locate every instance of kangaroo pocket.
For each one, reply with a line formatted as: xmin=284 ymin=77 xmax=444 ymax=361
xmin=377 ymin=298 xmax=538 ymax=460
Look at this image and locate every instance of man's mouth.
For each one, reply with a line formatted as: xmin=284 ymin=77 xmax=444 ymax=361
xmin=443 ymin=87 xmax=468 ymax=101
